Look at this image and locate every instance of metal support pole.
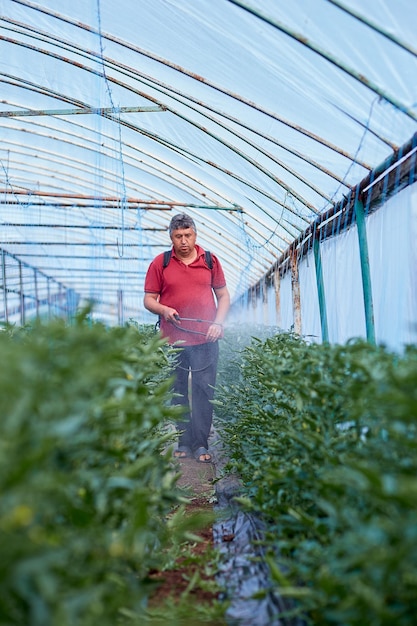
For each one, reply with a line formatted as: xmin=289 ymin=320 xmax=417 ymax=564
xmin=67 ymin=289 xmax=73 ymax=321
xmin=290 ymin=249 xmax=302 ymax=335
xmin=249 ymin=287 xmax=256 ymax=324
xmin=34 ymin=268 xmax=39 ymax=318
xmin=262 ymin=279 xmax=268 ymax=325
xmin=59 ymin=284 xmax=63 ymax=317
xmin=19 ymin=261 xmax=25 ymax=325
xmin=313 ymin=235 xmax=329 ymax=342
xmin=47 ymin=277 xmax=51 ymax=320
xmin=354 ymin=199 xmax=375 ymax=344
xmin=274 ymin=267 xmax=281 ymax=327
xmin=1 ymin=249 xmax=8 ymax=323
xmin=118 ymin=289 xmax=124 ymax=326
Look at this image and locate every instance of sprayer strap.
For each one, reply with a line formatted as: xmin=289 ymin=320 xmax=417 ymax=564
xmin=162 ymin=249 xmax=213 ymax=269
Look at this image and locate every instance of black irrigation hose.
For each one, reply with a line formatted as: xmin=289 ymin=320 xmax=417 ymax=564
xmin=171 ymin=318 xmax=207 ymax=337
xmin=155 ymin=315 xmax=219 ymax=337
xmin=163 ymin=315 xmax=223 ymax=337
xmin=174 ymin=314 xmax=223 ymax=325
xmin=155 ymin=315 xmax=228 ymax=370
xmin=171 ymin=314 xmax=223 ymax=336
xmin=155 ymin=316 xmax=221 ymax=371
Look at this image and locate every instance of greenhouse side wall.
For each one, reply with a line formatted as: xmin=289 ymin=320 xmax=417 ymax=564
xmin=229 ymin=183 xmax=417 ymax=352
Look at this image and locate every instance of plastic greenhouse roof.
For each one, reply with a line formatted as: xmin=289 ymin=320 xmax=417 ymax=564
xmin=1 ymin=0 xmax=417 ymax=324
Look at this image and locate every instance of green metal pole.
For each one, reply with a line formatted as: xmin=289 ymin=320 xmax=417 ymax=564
xmin=313 ymin=235 xmax=329 ymax=342
xmin=354 ymin=199 xmax=376 ymax=344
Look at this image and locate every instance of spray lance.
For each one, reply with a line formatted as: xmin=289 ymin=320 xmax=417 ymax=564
xmin=171 ymin=314 xmax=223 ymax=336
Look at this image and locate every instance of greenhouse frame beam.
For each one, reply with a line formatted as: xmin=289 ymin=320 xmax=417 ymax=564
xmin=32 ymin=267 xmax=145 ymax=274
xmin=247 ymin=132 xmax=417 ymax=310
xmin=1 ymin=128 xmax=244 ymax=216
xmin=1 ymin=228 xmax=267 ymax=278
xmin=2 ymin=87 xmax=316 ymax=225
xmin=0 ymin=189 xmax=239 ymax=210
xmin=9 ymin=250 xmax=267 ymax=283
xmin=326 ymin=0 xmax=417 ymax=57
xmin=1 ymin=9 xmax=372 ymax=213
xmin=1 ymin=253 xmax=146 ymax=261
xmin=75 ymin=287 xmax=143 ymax=293
xmin=1 ymin=223 xmax=166 ymax=230
xmin=2 ymin=134 xmax=311 ymax=244
xmin=0 ymin=35 xmax=320 ymax=213
xmin=125 ymin=72 xmax=342 ymax=201
xmin=0 ymin=96 xmax=304 ymax=226
xmin=0 ymin=105 xmax=165 ymax=118
xmin=227 ymin=0 xmax=417 ymax=121
xmin=5 ymin=4 xmax=373 ymax=168
xmin=133 ymin=71 xmax=361 ymax=185
xmin=3 ymin=242 xmax=161 ymax=247
xmin=62 ymin=282 xmax=143 ymax=287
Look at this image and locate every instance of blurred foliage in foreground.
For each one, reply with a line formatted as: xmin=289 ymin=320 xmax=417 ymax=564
xmin=215 ymin=329 xmax=417 ymax=626
xmin=0 ymin=312 xmax=193 ymax=626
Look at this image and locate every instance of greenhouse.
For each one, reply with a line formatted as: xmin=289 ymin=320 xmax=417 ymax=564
xmin=1 ymin=1 xmax=417 ymax=625
xmin=1 ymin=0 xmax=416 ymax=349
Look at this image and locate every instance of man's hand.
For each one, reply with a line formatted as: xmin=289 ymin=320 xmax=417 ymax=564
xmin=206 ymin=323 xmax=223 ymax=342
xmin=143 ymin=294 xmax=179 ymax=323
xmin=164 ymin=307 xmax=180 ymax=323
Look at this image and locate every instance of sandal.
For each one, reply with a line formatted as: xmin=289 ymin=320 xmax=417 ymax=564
xmin=174 ymin=445 xmax=192 ymax=459
xmin=194 ymin=446 xmax=212 ymax=463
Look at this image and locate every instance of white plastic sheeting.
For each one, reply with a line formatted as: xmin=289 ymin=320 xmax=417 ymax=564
xmin=367 ymin=188 xmax=416 ymax=349
xmin=233 ymin=185 xmax=417 ymax=351
xmin=1 ymin=0 xmax=417 ymax=327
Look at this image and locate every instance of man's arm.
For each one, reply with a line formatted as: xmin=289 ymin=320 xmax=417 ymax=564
xmin=213 ymin=286 xmax=230 ymax=326
xmin=204 ymin=285 xmax=230 ymax=342
xmin=143 ymin=292 xmax=179 ymax=323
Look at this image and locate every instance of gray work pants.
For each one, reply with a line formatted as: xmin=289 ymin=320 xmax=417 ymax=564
xmin=172 ymin=341 xmax=219 ymax=451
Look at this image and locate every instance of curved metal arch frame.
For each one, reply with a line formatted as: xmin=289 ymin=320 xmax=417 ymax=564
xmin=1 ymin=0 xmax=416 ymax=324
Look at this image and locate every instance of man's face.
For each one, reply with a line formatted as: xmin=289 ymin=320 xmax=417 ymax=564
xmin=170 ymin=227 xmax=197 ymax=257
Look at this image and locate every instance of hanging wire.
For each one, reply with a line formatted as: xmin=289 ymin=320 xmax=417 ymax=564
xmin=321 ymin=96 xmax=379 ymax=217
xmin=235 ymin=210 xmax=256 ymax=303
xmin=303 ymin=95 xmax=380 ymax=263
xmin=96 ymin=1 xmax=127 ymax=257
xmin=95 ymin=0 xmax=131 ymax=322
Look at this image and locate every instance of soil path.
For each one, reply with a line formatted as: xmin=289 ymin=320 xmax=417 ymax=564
xmin=148 ymin=454 xmax=219 ymax=608
xmin=176 ymin=454 xmax=216 ymax=494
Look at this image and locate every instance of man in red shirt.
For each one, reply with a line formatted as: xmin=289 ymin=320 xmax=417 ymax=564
xmin=144 ymin=213 xmax=230 ymax=463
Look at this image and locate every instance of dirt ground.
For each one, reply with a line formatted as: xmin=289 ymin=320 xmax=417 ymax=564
xmin=176 ymin=454 xmax=216 ymax=494
xmin=148 ymin=455 xmax=218 ymax=606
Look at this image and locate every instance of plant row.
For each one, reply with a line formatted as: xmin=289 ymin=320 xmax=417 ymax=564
xmin=0 ymin=314 xmax=188 ymax=626
xmin=215 ymin=330 xmax=417 ymax=625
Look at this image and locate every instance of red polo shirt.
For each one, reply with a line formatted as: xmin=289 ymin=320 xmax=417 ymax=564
xmin=144 ymin=245 xmax=226 ymax=345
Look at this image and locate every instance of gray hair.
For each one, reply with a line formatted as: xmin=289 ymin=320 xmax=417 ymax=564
xmin=169 ymin=213 xmax=197 ymax=235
